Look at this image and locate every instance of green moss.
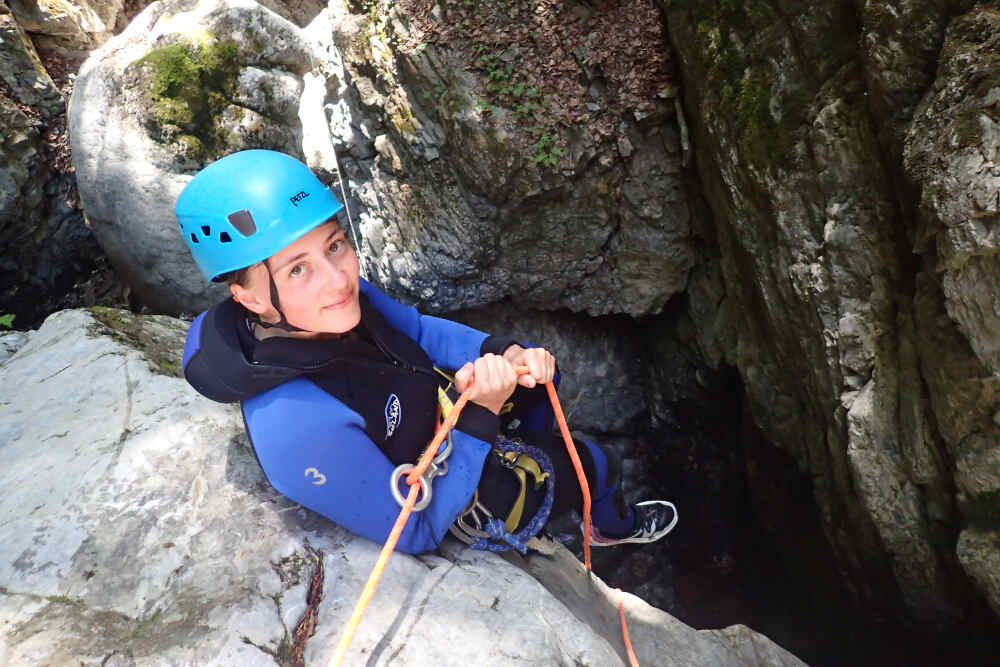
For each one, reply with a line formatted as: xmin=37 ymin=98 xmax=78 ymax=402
xmin=119 ymin=609 xmax=163 ymax=642
xmin=45 ymin=594 xmax=82 ymax=606
xmin=137 ymin=38 xmax=241 ymax=161
xmin=87 ymin=307 xmax=185 ymax=378
xmin=694 ymin=1 xmax=777 ymax=146
xmin=391 ymin=106 xmax=417 ymax=135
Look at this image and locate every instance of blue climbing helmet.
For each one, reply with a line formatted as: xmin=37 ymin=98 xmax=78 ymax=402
xmin=175 ymin=149 xmax=345 ymax=282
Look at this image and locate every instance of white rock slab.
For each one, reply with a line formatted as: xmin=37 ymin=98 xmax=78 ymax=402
xmin=0 ymin=309 xmax=805 ymax=666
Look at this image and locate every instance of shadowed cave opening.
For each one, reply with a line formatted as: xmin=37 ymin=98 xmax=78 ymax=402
xmin=596 ymin=362 xmax=1000 ymax=667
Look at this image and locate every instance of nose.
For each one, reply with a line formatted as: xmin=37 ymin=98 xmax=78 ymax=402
xmin=318 ymin=254 xmax=349 ymax=289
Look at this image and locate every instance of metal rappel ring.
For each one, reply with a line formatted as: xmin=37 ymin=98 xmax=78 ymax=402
xmin=390 ymin=432 xmax=455 ymax=512
xmin=390 ymin=464 xmax=431 ymax=511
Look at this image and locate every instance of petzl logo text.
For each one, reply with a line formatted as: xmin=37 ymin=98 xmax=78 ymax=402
xmin=289 ymin=190 xmax=310 ymax=206
xmin=385 ymin=394 xmax=401 ymax=439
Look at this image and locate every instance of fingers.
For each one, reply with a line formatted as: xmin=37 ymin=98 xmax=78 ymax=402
xmin=465 ymin=353 xmax=518 ymax=415
xmin=454 ymin=361 xmax=474 ymax=393
xmin=517 ymin=347 xmax=556 ymax=387
xmin=473 ymin=353 xmax=517 ymax=396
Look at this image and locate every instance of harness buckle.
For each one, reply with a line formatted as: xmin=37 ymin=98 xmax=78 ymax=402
xmin=499 ymin=451 xmax=520 ymax=469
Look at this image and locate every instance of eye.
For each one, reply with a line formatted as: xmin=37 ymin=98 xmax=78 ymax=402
xmin=288 ymin=263 xmax=306 ymax=278
xmin=328 ymin=239 xmax=346 ymax=254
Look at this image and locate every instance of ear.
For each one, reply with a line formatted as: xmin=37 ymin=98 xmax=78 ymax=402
xmin=230 ymin=281 xmax=271 ymax=317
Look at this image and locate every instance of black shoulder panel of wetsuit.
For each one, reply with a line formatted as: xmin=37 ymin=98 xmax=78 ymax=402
xmin=306 ymin=298 xmax=443 ymax=466
xmin=480 ymin=335 xmax=520 ymax=356
xmin=184 ymin=299 xmax=304 ymax=403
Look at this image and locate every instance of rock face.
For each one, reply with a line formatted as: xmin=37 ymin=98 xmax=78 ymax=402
xmin=661 ymin=0 xmax=1000 ymax=629
xmin=69 ymin=0 xmax=694 ymax=317
xmin=30 ymin=0 xmax=1000 ymax=648
xmin=333 ymin=0 xmax=693 ymax=316
xmin=7 ymin=0 xmax=125 ymax=55
xmin=69 ymin=0 xmax=321 ymax=314
xmin=453 ymin=303 xmax=647 ymax=434
xmin=0 ymin=0 xmax=102 ymax=327
xmin=903 ymin=5 xmax=1000 ymax=618
xmin=0 ymin=308 xmax=805 ymax=666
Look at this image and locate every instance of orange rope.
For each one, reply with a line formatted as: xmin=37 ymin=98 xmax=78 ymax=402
xmin=329 ymin=391 xmax=471 ymax=666
xmin=544 ymin=380 xmax=592 ymax=571
xmin=619 ymin=595 xmax=640 ymax=666
xmin=329 ymin=365 xmax=594 ymax=665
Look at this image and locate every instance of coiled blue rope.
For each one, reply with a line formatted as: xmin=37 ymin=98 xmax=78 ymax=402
xmin=471 ymin=436 xmax=555 ymax=554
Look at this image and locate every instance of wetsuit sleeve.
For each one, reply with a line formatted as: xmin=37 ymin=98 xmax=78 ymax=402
xmin=361 ymin=279 xmax=488 ymax=370
xmin=242 ymin=378 xmax=491 ymax=554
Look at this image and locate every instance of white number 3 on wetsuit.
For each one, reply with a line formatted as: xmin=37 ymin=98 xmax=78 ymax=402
xmin=304 ymin=467 xmax=327 ymax=485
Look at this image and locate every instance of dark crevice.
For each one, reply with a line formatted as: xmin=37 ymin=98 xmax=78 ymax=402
xmin=636 ymin=349 xmax=1000 ymax=667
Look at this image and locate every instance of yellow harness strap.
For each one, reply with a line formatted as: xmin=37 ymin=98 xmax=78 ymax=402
xmin=500 ymin=451 xmax=549 ymax=532
xmin=435 ymin=367 xmax=513 ymax=419
xmin=434 ymin=367 xmax=541 ymax=531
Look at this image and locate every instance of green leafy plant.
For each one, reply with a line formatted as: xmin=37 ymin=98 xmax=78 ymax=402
xmin=533 ymin=132 xmax=563 ymax=167
xmin=0 ymin=313 xmax=14 ymax=329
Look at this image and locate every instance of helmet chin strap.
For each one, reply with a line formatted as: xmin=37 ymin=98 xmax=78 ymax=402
xmin=252 ymin=259 xmax=308 ymax=333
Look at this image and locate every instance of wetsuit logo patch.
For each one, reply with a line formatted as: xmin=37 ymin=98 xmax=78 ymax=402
xmin=385 ymin=394 xmax=401 ymax=439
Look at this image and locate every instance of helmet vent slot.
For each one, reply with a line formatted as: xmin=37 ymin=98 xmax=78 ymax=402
xmin=201 ymin=225 xmax=211 ymax=236
xmin=227 ymin=209 xmax=257 ymax=236
xmin=190 ymin=233 xmax=199 ymax=244
xmin=219 ymin=232 xmax=232 ymax=243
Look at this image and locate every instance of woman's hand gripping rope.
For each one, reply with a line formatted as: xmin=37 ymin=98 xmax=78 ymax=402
xmin=329 ymin=364 xmax=596 ymax=667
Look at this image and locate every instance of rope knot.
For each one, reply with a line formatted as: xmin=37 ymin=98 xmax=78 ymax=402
xmin=475 ymin=518 xmax=528 ymax=554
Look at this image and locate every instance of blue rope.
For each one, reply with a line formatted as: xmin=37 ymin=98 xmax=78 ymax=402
xmin=471 ymin=436 xmax=555 ymax=554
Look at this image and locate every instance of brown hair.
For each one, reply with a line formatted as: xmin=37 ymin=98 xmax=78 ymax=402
xmin=218 ymin=265 xmax=254 ymax=287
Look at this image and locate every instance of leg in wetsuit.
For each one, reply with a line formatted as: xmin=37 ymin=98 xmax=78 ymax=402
xmin=476 ymin=431 xmax=636 ymax=537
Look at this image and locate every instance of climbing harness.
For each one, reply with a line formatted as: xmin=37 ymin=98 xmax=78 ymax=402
xmin=448 ymin=436 xmax=556 ymax=554
xmin=330 ymin=366 xmax=629 ymax=666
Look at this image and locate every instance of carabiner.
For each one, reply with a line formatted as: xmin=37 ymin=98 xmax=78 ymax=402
xmin=391 ymin=431 xmax=455 ymax=512
xmin=390 ymin=464 xmax=432 ymax=511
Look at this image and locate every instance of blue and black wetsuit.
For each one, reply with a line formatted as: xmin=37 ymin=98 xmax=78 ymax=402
xmin=182 ymin=279 xmax=630 ymax=553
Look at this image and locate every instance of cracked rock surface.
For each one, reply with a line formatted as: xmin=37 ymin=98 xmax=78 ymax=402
xmin=68 ymin=0 xmax=693 ymax=318
xmin=0 ymin=308 xmax=803 ymax=665
xmin=661 ymin=0 xmax=1000 ymax=631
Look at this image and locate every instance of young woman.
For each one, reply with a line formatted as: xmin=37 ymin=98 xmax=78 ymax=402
xmin=178 ymin=149 xmax=677 ymax=554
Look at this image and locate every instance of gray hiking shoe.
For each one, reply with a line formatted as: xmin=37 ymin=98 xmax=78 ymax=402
xmin=588 ymin=500 xmax=678 ymax=547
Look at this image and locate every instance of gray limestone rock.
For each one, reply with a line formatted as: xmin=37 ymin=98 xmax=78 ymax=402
xmin=0 ymin=330 xmax=30 ymax=362
xmin=957 ymin=527 xmax=1000 ymax=618
xmin=0 ymin=3 xmax=64 ymax=116
xmin=661 ymin=0 xmax=994 ymax=629
xmin=902 ymin=4 xmax=1000 ymax=616
xmin=0 ymin=308 xmax=804 ymax=665
xmin=6 ymin=0 xmax=124 ymax=55
xmin=68 ymin=0 xmax=325 ymax=314
xmin=339 ymin=6 xmax=694 ymax=317
xmin=69 ymin=0 xmax=693 ymax=318
xmin=0 ymin=1 xmax=101 ymax=327
xmin=452 ymin=303 xmax=646 ymax=434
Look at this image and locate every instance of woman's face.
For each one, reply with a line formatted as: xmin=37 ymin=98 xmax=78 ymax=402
xmin=236 ymin=220 xmax=362 ymax=334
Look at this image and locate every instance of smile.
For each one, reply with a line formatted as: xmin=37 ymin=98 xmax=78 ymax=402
xmin=323 ymin=294 xmax=354 ymax=310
